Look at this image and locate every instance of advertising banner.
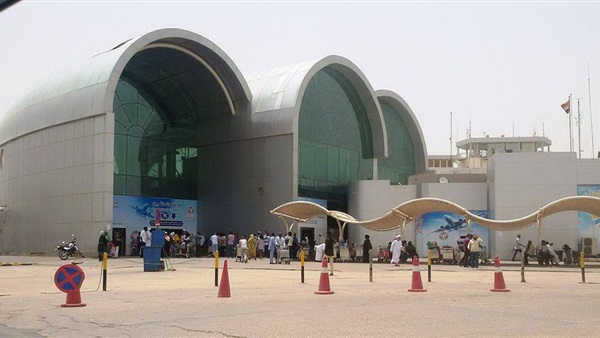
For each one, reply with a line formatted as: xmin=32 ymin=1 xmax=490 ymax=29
xmin=415 ymin=211 xmax=490 ymax=257
xmin=113 ymin=195 xmax=198 ymax=231
xmin=577 ymin=186 xmax=600 ymax=241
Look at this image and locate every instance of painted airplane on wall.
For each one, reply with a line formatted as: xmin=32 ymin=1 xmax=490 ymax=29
xmin=430 ymin=215 xmax=466 ymax=233
xmin=130 ymin=204 xmax=153 ymax=219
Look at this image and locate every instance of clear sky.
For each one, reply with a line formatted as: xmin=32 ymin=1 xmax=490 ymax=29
xmin=1 ymin=1 xmax=599 ymax=156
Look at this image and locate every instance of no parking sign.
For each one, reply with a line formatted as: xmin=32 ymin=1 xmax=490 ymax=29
xmin=54 ymin=264 xmax=86 ymax=307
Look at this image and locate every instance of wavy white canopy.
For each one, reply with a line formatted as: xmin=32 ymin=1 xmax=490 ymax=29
xmin=271 ymin=196 xmax=600 ymax=232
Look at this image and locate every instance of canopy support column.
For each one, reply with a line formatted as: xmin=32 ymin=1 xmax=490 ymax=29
xmin=537 ymin=217 xmax=542 ymax=245
xmin=278 ymin=216 xmax=291 ymax=235
xmin=400 ymin=219 xmax=406 ymax=240
xmin=466 ymin=219 xmax=471 ymax=235
xmin=335 ymin=219 xmax=348 ymax=242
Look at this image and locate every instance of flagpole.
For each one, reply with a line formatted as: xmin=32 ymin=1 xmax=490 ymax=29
xmin=589 ymin=63 xmax=595 ymax=158
xmin=569 ymin=94 xmax=573 ymax=152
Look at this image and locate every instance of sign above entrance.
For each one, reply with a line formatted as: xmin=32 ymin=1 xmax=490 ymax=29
xmin=113 ymin=195 xmax=197 ymax=229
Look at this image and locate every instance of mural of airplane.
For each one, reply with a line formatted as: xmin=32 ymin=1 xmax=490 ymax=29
xmin=430 ymin=215 xmax=466 ymax=233
xmin=130 ymin=203 xmax=153 ymax=219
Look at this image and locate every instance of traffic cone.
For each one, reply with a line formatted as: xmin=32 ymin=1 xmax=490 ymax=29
xmin=407 ymin=256 xmax=427 ymax=292
xmin=218 ymin=260 xmax=231 ymax=298
xmin=62 ymin=291 xmax=86 ymax=307
xmin=490 ymin=256 xmax=510 ymax=292
xmin=314 ymin=258 xmax=334 ymax=295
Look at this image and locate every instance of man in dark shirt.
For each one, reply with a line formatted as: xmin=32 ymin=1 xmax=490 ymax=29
xmin=459 ymin=234 xmax=471 ymax=267
xmin=324 ymin=233 xmax=335 ymax=276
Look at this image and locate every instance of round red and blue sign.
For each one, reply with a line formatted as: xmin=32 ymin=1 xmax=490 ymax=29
xmin=54 ymin=264 xmax=85 ymax=293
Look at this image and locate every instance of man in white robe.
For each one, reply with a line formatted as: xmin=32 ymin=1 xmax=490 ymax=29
xmin=390 ymin=235 xmax=403 ymax=266
xmin=315 ymin=243 xmax=326 ymax=262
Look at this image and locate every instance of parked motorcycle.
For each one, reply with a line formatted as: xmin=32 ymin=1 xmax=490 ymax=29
xmin=55 ymin=235 xmax=85 ymax=260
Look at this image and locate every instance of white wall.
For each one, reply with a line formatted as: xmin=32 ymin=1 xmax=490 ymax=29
xmin=348 ymin=180 xmax=417 ymax=249
xmin=0 ymin=114 xmax=114 ymax=254
xmin=488 ymin=152 xmax=578 ymax=259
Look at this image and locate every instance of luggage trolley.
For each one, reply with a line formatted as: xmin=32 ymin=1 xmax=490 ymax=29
xmin=479 ymin=245 xmax=490 ymax=265
xmin=441 ymin=246 xmax=455 ymax=264
xmin=277 ymin=248 xmax=290 ymax=264
xmin=378 ymin=246 xmax=390 ymax=262
xmin=235 ymin=245 xmax=248 ymax=263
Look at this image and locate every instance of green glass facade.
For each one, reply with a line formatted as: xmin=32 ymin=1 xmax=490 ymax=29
xmin=378 ymin=100 xmax=416 ymax=184
xmin=298 ymin=68 xmax=373 ymax=204
xmin=113 ymin=47 xmax=229 ymax=200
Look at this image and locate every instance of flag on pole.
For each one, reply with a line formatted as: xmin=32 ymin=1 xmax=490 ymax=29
xmin=561 ymin=98 xmax=570 ymax=114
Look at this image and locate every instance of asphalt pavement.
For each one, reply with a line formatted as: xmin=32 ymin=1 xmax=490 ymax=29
xmin=0 ymin=255 xmax=598 ymax=337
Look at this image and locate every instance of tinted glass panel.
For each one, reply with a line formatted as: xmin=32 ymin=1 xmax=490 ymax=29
xmin=298 ymin=67 xmax=373 ymax=204
xmin=378 ymin=100 xmax=416 ymax=184
xmin=113 ymin=47 xmax=229 ymax=199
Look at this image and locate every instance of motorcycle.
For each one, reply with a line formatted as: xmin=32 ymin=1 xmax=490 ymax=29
xmin=55 ymin=235 xmax=85 ymax=260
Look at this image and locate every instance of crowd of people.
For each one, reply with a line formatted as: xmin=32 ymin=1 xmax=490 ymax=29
xmin=99 ymin=227 xmax=381 ymax=265
xmin=97 ymin=227 xmax=578 ymax=267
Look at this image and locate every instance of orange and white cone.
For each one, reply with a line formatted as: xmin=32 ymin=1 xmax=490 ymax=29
xmin=490 ymin=256 xmax=510 ymax=292
xmin=218 ymin=260 xmax=231 ymax=298
xmin=407 ymin=256 xmax=427 ymax=292
xmin=314 ymin=258 xmax=334 ymax=295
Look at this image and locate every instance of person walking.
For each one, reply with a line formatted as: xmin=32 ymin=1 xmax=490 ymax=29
xmin=390 ymin=235 xmax=402 ymax=266
xmin=512 ymin=234 xmax=525 ymax=261
xmin=285 ymin=232 xmax=294 ymax=260
xmin=226 ymin=232 xmax=235 ymax=258
xmin=362 ymin=234 xmax=372 ymax=263
xmin=468 ymin=235 xmax=483 ymax=268
xmin=524 ymin=240 xmax=534 ymax=265
xmin=268 ymin=233 xmax=276 ymax=264
xmin=459 ymin=234 xmax=471 ymax=267
xmin=98 ymin=230 xmax=108 ymax=261
xmin=324 ymin=233 xmax=336 ymax=276
xmin=210 ymin=232 xmax=218 ymax=256
xmin=239 ymin=235 xmax=248 ymax=263
xmin=247 ymin=234 xmax=257 ymax=260
xmin=139 ymin=227 xmax=149 ymax=258
xmin=257 ymin=234 xmax=265 ymax=259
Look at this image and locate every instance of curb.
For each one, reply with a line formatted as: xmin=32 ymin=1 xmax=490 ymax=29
xmin=0 ymin=262 xmax=34 ymax=267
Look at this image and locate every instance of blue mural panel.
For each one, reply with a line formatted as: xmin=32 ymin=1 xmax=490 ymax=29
xmin=113 ymin=195 xmax=197 ymax=231
xmin=577 ymin=186 xmax=600 ymax=242
xmin=415 ymin=211 xmax=489 ymax=257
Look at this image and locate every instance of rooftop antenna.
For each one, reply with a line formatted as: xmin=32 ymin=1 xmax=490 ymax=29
xmin=577 ymin=97 xmax=582 ymax=159
xmin=450 ymin=111 xmax=453 ymax=166
xmin=542 ymin=123 xmax=545 ymax=137
xmin=456 ymin=126 xmax=459 ymax=156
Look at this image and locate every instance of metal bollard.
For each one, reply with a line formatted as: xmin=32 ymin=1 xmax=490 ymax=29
xmin=369 ymin=250 xmax=373 ymax=282
xmin=102 ymin=252 xmax=108 ymax=291
xmin=427 ymin=251 xmax=431 ymax=282
xmin=300 ymin=250 xmax=305 ymax=283
xmin=580 ymin=251 xmax=585 ymax=284
xmin=214 ymin=251 xmax=219 ymax=287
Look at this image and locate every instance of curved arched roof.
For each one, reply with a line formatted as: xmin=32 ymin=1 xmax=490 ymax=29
xmin=375 ymin=90 xmax=428 ymax=174
xmin=0 ymin=28 xmax=251 ymax=147
xmin=247 ymin=56 xmax=387 ymax=158
xmin=271 ymin=196 xmax=600 ymax=232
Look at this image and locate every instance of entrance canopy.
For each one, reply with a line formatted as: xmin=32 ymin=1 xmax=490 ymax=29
xmin=271 ymin=196 xmax=600 ymax=237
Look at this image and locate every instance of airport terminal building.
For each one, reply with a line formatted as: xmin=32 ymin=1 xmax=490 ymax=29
xmin=1 ymin=28 xmax=599 ymax=258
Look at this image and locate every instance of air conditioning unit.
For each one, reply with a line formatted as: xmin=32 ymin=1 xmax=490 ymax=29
xmin=581 ymin=238 xmax=598 ymax=256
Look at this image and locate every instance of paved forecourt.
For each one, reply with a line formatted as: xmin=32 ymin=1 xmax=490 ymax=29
xmin=0 ymin=255 xmax=598 ymax=337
